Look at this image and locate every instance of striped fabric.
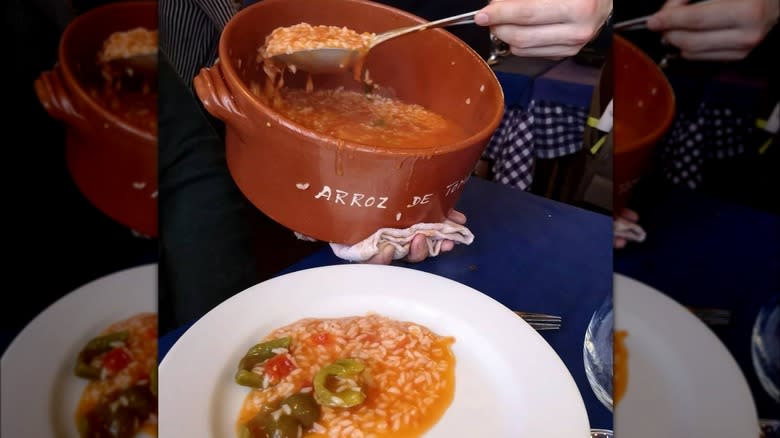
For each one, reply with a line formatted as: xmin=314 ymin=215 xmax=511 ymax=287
xmin=158 ymin=0 xmax=240 ymax=87
xmin=158 ymin=0 xmax=489 ymax=87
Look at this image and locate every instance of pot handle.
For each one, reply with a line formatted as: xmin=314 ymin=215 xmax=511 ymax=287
xmin=193 ymin=64 xmax=247 ymax=122
xmin=34 ymin=65 xmax=86 ymax=127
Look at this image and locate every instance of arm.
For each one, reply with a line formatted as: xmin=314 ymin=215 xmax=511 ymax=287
xmin=159 ymin=0 xmax=236 ymax=87
xmin=158 ymin=50 xmax=261 ymax=331
xmin=192 ymin=0 xmax=239 ymax=30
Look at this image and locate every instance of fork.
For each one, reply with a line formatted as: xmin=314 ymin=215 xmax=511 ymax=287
xmin=687 ymin=306 xmax=732 ymax=326
xmin=514 ymin=311 xmax=562 ymax=330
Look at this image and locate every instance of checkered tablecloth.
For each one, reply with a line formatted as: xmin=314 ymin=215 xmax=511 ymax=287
xmin=658 ymin=102 xmax=755 ymax=189
xmin=484 ymin=100 xmax=589 ymax=190
xmin=655 ymin=63 xmax=778 ymax=191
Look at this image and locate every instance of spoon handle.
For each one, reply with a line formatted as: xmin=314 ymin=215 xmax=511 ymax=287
xmin=373 ymin=10 xmax=479 ymax=45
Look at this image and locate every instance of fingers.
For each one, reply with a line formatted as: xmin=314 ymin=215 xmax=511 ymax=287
xmin=680 ymin=49 xmax=753 ymax=60
xmin=648 ymin=0 xmax=749 ymax=31
xmin=509 ymin=44 xmax=582 ymax=58
xmin=476 ymin=0 xmax=569 ymax=26
xmin=661 ymin=0 xmax=690 ymax=9
xmin=617 ymin=208 xmax=639 ymax=223
xmin=614 ymin=209 xmax=638 ymax=249
xmin=369 ymin=212 xmax=466 ymax=265
xmin=663 ymin=27 xmax=765 ymax=56
xmin=365 ymin=243 xmax=395 ymax=265
xmin=490 ymin=22 xmax=598 ymax=52
xmin=647 ymin=0 xmax=777 ymax=61
xmin=447 ymin=209 xmax=467 ymax=225
xmin=404 ymin=234 xmax=429 ymax=263
xmin=476 ymin=0 xmax=611 ymax=58
xmin=664 ymin=28 xmax=755 ymax=52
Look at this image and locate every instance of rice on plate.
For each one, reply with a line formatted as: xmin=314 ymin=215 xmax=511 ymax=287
xmin=235 ymin=314 xmax=455 ymax=438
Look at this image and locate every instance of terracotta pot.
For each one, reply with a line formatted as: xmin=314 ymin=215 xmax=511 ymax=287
xmin=34 ymin=1 xmax=158 ymax=237
xmin=613 ymin=35 xmax=676 ymax=214
xmin=194 ymin=0 xmax=504 ymax=244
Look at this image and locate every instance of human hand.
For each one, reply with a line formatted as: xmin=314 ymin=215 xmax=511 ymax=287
xmin=474 ymin=0 xmax=613 ymax=58
xmin=613 ymin=208 xmax=639 ymax=249
xmin=365 ymin=209 xmax=467 ymax=265
xmin=647 ymin=0 xmax=779 ymax=60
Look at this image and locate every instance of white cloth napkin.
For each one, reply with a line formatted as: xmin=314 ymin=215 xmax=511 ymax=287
xmin=331 ymin=220 xmax=474 ymax=262
xmin=296 ymin=221 xmax=475 ymax=262
xmin=614 ymin=217 xmax=647 ymax=243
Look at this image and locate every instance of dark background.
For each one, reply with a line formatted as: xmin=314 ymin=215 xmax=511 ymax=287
xmin=1 ymin=0 xmax=158 ymax=355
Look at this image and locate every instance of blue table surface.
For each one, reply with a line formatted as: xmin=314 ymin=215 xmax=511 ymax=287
xmin=493 ymin=56 xmax=600 ymax=109
xmin=533 ymin=58 xmax=601 ymax=109
xmin=160 ymin=177 xmax=614 ymax=430
xmin=615 ymin=186 xmax=780 ymax=420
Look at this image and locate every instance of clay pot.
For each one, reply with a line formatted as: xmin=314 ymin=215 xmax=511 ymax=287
xmin=194 ymin=0 xmax=504 ymax=244
xmin=613 ymin=35 xmax=676 ymax=214
xmin=35 ymin=1 xmax=158 ymax=237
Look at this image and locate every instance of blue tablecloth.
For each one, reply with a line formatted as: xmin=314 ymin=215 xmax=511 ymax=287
xmin=533 ymin=58 xmax=601 ymax=109
xmin=494 ymin=69 xmax=535 ymax=108
xmin=614 ymin=186 xmax=780 ymax=420
xmin=159 ymin=177 xmax=614 ymax=430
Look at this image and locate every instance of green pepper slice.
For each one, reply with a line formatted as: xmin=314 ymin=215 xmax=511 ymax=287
xmin=74 ymin=331 xmax=129 ymax=379
xmin=262 ymin=413 xmax=300 ymax=438
xmin=234 ymin=337 xmax=291 ymax=387
xmin=77 ymin=385 xmax=154 ymax=438
xmin=313 ymin=358 xmax=366 ymax=408
xmin=235 ymin=369 xmax=265 ymax=387
xmin=238 ymin=391 xmax=321 ymax=438
xmin=280 ymin=392 xmax=321 ymax=427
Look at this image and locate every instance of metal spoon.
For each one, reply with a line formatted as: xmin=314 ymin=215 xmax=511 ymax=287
xmin=272 ymin=10 xmax=478 ymax=74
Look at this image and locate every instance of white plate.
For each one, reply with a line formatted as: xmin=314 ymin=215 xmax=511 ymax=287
xmin=614 ymin=274 xmax=759 ymax=437
xmin=1 ymin=263 xmax=157 ymax=438
xmin=159 ymin=264 xmax=590 ymax=437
